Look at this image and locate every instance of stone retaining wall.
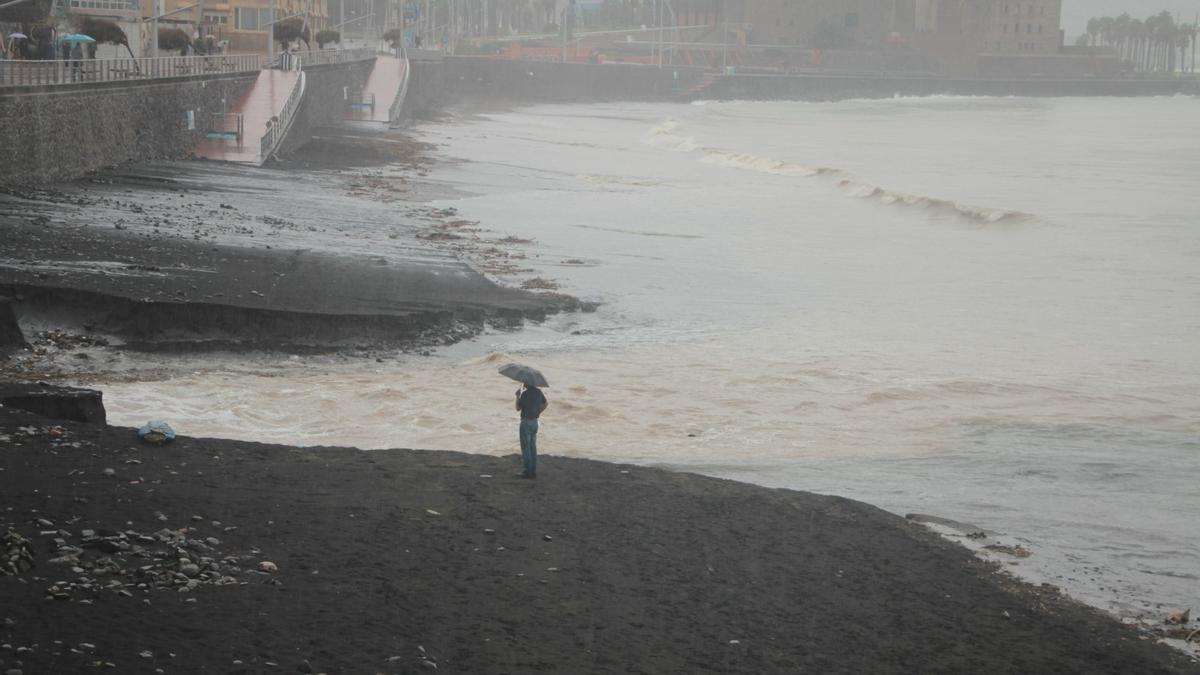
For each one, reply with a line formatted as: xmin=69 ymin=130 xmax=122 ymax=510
xmin=0 ymin=74 xmax=257 ymax=185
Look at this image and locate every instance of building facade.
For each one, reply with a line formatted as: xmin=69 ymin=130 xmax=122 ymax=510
xmin=142 ymin=0 xmax=329 ymax=54
xmin=740 ymin=0 xmax=1062 ymax=74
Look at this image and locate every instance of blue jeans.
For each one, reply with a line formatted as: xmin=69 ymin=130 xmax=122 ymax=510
xmin=519 ymin=418 xmax=538 ymax=476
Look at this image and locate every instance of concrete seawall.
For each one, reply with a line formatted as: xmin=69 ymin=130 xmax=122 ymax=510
xmin=403 ymin=57 xmax=703 ymax=116
xmin=277 ymin=60 xmax=375 ymax=156
xmin=710 ymin=72 xmax=1200 ymax=100
xmin=0 ymin=74 xmax=256 ymax=185
xmin=406 ymin=56 xmax=1199 ymax=112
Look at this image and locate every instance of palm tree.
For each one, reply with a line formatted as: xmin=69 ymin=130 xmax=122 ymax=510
xmin=1175 ymin=23 xmax=1193 ymax=73
xmin=77 ymin=17 xmax=137 ymax=60
xmin=1087 ymin=17 xmax=1100 ymax=47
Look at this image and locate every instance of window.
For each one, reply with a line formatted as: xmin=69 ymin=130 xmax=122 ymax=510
xmin=235 ymin=7 xmax=274 ymax=31
xmin=204 ymin=14 xmax=228 ymax=24
xmin=69 ymin=0 xmax=138 ymax=10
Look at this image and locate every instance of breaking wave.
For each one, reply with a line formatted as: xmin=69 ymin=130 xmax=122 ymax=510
xmin=643 ymin=117 xmax=1030 ymax=225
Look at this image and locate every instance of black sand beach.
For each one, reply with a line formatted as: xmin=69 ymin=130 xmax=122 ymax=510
xmin=1 ymin=400 xmax=1198 ymax=674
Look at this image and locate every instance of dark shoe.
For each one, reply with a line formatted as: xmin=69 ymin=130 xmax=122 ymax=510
xmin=518 ymin=471 xmax=533 ymax=479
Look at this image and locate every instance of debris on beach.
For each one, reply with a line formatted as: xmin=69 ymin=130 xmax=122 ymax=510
xmin=983 ymin=543 xmax=1032 ymax=558
xmin=1 ymin=516 xmax=270 ymax=598
xmin=1165 ymin=609 xmax=1190 ymax=625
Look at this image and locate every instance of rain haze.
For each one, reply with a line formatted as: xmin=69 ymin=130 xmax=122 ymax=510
xmin=2 ymin=0 xmax=1199 ymax=672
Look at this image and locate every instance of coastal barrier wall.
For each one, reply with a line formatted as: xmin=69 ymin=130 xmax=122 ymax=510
xmin=405 ymin=56 xmax=1199 ymax=112
xmin=708 ymin=73 xmax=1199 ymax=100
xmin=405 ymin=57 xmax=704 ymax=113
xmin=0 ymin=73 xmax=257 ymax=184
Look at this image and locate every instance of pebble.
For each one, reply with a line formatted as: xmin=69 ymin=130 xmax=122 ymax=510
xmin=6 ymin=668 xmax=24 ymax=675
xmin=483 ymin=529 xmax=495 ymax=535
xmin=420 ymin=660 xmax=438 ymax=670
xmin=102 ymin=468 xmax=115 ymax=476
xmin=139 ymin=650 xmax=153 ymax=658
xmin=543 ymin=535 xmax=553 ymax=542
xmin=425 ymin=509 xmax=441 ymax=516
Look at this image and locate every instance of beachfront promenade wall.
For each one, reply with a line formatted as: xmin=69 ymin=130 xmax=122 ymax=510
xmin=0 ymin=54 xmax=381 ymax=183
xmin=707 ymin=72 xmax=1200 ymax=100
xmin=402 ymin=56 xmax=704 ymax=116
xmin=0 ymin=73 xmax=257 ymax=184
xmin=405 ymin=56 xmax=1199 ymax=113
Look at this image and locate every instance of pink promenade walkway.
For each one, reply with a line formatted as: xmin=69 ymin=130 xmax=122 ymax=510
xmin=347 ymin=54 xmax=406 ymax=123
xmin=193 ymin=69 xmax=302 ymax=163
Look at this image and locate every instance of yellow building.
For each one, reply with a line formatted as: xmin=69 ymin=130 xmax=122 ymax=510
xmin=142 ymin=0 xmax=329 ymax=54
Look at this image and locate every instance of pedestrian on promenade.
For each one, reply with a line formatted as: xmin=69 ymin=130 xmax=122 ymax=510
xmin=515 ymin=382 xmax=548 ymax=478
xmin=69 ymin=42 xmax=83 ymax=80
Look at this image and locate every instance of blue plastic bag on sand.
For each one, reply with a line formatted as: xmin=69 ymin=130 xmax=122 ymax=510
xmin=137 ymin=420 xmax=176 ymax=445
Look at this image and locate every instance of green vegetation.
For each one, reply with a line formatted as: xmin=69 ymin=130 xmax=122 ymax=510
xmin=274 ymin=17 xmax=310 ymax=49
xmin=77 ymin=17 xmax=137 ymax=59
xmin=1083 ymin=11 xmax=1197 ymax=73
xmin=157 ymin=27 xmax=192 ymax=53
xmin=315 ymin=29 xmax=340 ymax=49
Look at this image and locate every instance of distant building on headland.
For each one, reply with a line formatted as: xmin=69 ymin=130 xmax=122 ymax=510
xmin=739 ymin=0 xmax=1115 ymax=76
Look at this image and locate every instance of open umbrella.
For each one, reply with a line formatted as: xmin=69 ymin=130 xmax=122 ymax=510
xmin=60 ymin=33 xmax=97 ymax=43
xmin=7 ymin=33 xmax=28 ymax=40
xmin=499 ymin=363 xmax=549 ymax=388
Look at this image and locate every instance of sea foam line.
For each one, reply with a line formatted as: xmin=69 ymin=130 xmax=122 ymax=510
xmin=643 ymin=118 xmax=1031 ymax=225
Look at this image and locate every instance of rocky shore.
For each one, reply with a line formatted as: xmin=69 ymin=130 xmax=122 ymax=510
xmin=1 ymin=395 xmax=1198 ymax=674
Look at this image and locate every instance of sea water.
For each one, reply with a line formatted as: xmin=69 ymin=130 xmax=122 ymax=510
xmin=104 ymin=96 xmax=1200 ymax=622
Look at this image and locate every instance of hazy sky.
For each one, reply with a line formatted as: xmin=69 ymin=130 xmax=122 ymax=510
xmin=1062 ymin=0 xmax=1199 ymax=38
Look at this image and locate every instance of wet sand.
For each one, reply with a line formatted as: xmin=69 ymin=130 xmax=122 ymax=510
xmin=2 ymin=404 xmax=1198 ymax=674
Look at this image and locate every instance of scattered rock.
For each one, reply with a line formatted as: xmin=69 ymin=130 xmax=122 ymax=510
xmin=259 ymin=561 xmax=278 ymax=573
xmin=983 ymin=544 xmax=1031 ymax=558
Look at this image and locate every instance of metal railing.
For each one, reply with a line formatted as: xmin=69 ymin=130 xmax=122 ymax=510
xmin=206 ymin=112 xmax=245 ymax=148
xmin=346 ymin=88 xmax=375 ymax=113
xmin=0 ymin=54 xmax=262 ymax=87
xmin=295 ymin=48 xmax=376 ymax=67
xmin=386 ymin=55 xmax=410 ymax=123
xmin=258 ymin=70 xmax=305 ymax=161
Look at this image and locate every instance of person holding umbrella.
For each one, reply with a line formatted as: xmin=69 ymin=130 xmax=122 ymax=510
xmin=500 ymin=363 xmax=549 ymax=479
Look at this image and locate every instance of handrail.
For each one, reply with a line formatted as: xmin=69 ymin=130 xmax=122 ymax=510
xmin=298 ymin=48 xmax=376 ymax=67
xmin=258 ymin=70 xmax=305 ymax=162
xmin=387 ymin=54 xmax=410 ymax=123
xmin=208 ymin=112 xmax=244 ymax=148
xmin=0 ymin=54 xmax=262 ymax=87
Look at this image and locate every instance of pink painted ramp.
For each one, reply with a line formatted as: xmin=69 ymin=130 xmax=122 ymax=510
xmin=194 ymin=69 xmax=302 ymax=163
xmin=347 ymin=55 xmax=406 ymax=122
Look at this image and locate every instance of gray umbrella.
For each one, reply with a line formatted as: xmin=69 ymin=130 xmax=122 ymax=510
xmin=499 ymin=363 xmax=549 ymax=387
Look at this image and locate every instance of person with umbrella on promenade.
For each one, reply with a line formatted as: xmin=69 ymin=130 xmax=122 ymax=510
xmin=500 ymin=363 xmax=549 ymax=479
